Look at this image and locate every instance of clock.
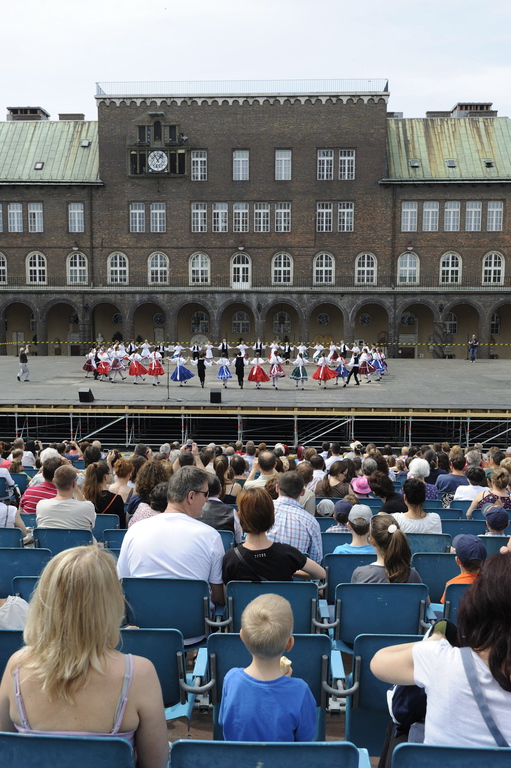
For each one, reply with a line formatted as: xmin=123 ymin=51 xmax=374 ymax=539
xmin=148 ymin=151 xmax=168 ymax=172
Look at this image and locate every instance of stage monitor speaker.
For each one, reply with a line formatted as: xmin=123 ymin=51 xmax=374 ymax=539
xmin=210 ymin=389 xmax=222 ymax=404
xmin=78 ymin=388 xmax=94 ymax=403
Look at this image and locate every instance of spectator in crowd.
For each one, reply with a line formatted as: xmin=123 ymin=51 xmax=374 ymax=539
xmin=333 ymin=505 xmax=376 ymax=554
xmin=394 ymin=459 xmax=408 ymax=480
xmin=435 ymin=454 xmax=469 ymax=506
xmin=133 ymin=443 xmax=153 ymax=461
xmin=351 ymin=514 xmax=423 ymax=584
xmin=407 ymin=457 xmax=439 ymax=500
xmin=0 ymin=447 xmax=23 ymax=470
xmin=244 ymin=443 xmax=257 ymax=469
xmin=244 ymin=451 xmax=279 ymax=489
xmin=485 ymin=449 xmax=506 ymax=479
xmin=128 ymin=481 xmax=169 ymax=527
xmin=36 ymin=465 xmax=95 ymax=530
xmin=82 ymin=462 xmax=126 ymax=529
xmin=315 ymin=460 xmax=353 ymax=498
xmin=325 ymin=442 xmax=342 ymax=470
xmin=369 ymin=471 xmax=408 ymax=514
xmin=440 ymin=534 xmax=487 ymax=602
xmin=465 ymin=449 xmax=482 ymax=468
xmin=324 ymin=499 xmax=352 ymax=533
xmin=483 ymin=505 xmax=510 ymax=536
xmin=0 ymin=593 xmax=29 ymax=629
xmin=125 ymin=460 xmax=172 ymax=517
xmin=467 ymin=467 xmax=511 ymax=517
xmin=453 ymin=465 xmax=487 ymax=503
xmin=267 ymin=471 xmax=322 ymax=563
xmin=108 ymin=458 xmax=135 ymax=503
xmin=308 ymin=454 xmax=326 ymax=489
xmin=19 ymin=456 xmax=60 ymax=515
xmin=201 ymin=474 xmax=243 ymax=543
xmin=0 ymin=497 xmax=27 ymax=537
xmin=294 ymin=462 xmax=316 ymax=514
xmin=222 ymin=487 xmax=325 ymax=583
xmin=0 ymin=546 xmax=168 ymax=765
xmin=390 ymin=478 xmax=442 ymax=533
xmin=423 ymin=449 xmax=446 ymax=484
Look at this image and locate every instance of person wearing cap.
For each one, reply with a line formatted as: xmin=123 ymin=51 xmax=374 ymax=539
xmin=440 ymin=534 xmax=487 ymax=603
xmin=332 ymin=505 xmax=376 ymax=554
xmin=483 ymin=505 xmax=510 ymax=536
xmin=325 ymin=499 xmax=352 ymax=533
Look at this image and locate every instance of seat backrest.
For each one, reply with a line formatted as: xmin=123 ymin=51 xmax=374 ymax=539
xmin=11 ymin=473 xmax=28 ymax=494
xmin=122 ymin=578 xmax=210 ymax=638
xmin=171 ymin=739 xmax=362 ymax=768
xmin=322 ymin=531 xmax=352 ymax=555
xmin=218 ymin=529 xmax=234 ymax=551
xmin=447 ymin=499 xmax=471 ymax=515
xmin=478 ymin=535 xmax=510 ymax=556
xmin=225 ymin=581 xmax=318 ymax=634
xmin=118 ymin=628 xmax=185 ymax=708
xmin=323 ymin=553 xmax=376 ymax=603
xmin=20 ymin=512 xmax=36 ymax=528
xmin=92 ymin=514 xmax=120 ymax=540
xmin=435 ymin=508 xmax=462 ymax=520
xmin=392 ymin=743 xmax=511 ymax=767
xmin=103 ymin=528 xmax=127 ymax=548
xmin=12 ymin=575 xmax=39 ymax=601
xmin=0 ymin=732 xmax=135 ymax=768
xmin=0 ymin=528 xmax=24 ymax=548
xmin=334 ymin=583 xmax=429 ymax=645
xmin=411 ymin=552 xmax=458 ymax=603
xmin=33 ymin=528 xmax=93 ymax=556
xmin=317 ymin=516 xmax=336 ymax=532
xmin=0 ymin=629 xmax=24 ymax=678
xmin=441 ymin=519 xmax=487 ymax=538
xmin=0 ymin=547 xmax=52 ymax=595
xmin=0 ymin=477 xmax=6 ymax=496
xmin=423 ymin=501 xmax=443 ymax=509
xmin=443 ymin=582 xmax=471 ymax=624
xmin=406 ymin=533 xmax=451 ymax=554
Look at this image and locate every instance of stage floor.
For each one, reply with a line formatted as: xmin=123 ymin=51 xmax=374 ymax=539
xmin=0 ymin=357 xmax=510 ymax=414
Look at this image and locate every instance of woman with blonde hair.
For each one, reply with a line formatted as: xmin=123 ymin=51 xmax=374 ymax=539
xmin=0 ymin=546 xmax=168 ymax=767
xmin=467 ymin=466 xmax=511 ymax=518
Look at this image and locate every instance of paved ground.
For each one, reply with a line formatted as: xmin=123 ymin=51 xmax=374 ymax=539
xmin=1 ymin=357 xmax=510 ymax=412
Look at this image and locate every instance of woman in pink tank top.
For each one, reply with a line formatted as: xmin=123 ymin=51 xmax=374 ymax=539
xmin=0 ymin=546 xmax=168 ymax=768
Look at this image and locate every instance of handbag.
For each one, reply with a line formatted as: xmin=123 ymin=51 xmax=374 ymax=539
xmin=460 ymin=646 xmax=509 ymax=747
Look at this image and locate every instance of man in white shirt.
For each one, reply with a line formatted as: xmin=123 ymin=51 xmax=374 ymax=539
xmin=325 ymin=443 xmax=342 ymax=471
xmin=244 ymin=451 xmax=279 ymax=489
xmin=36 ymin=465 xmax=95 ymax=530
xmin=453 ymin=466 xmax=488 ymax=502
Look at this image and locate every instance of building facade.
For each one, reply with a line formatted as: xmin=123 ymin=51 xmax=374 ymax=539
xmin=0 ymin=81 xmax=510 ymax=358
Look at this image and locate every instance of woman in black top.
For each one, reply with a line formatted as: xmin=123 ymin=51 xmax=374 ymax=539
xmin=196 ymin=353 xmax=207 ymax=388
xmin=82 ymin=461 xmax=126 ymax=528
xmin=222 ymin=487 xmax=326 ymax=583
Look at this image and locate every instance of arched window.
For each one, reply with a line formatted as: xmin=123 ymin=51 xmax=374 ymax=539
xmin=272 ymin=252 xmax=293 ymax=285
xmin=313 ymin=252 xmax=334 ymax=284
xmin=273 ymin=311 xmax=291 ymax=335
xmin=355 ymin=252 xmax=377 ymax=285
xmin=232 ymin=311 xmax=250 ymax=335
xmin=108 ymin=252 xmax=128 ymax=285
xmin=231 ymin=252 xmax=251 ymax=289
xmin=482 ymin=252 xmax=503 ymax=285
xmin=67 ymin=252 xmax=88 ymax=285
xmin=397 ymin=252 xmax=419 ymax=284
xmin=444 ymin=312 xmax=457 ymax=335
xmin=0 ymin=252 xmax=6 ymax=284
xmin=191 ymin=311 xmax=209 ymax=334
xmin=148 ymin=252 xmax=168 ymax=284
xmin=26 ymin=252 xmax=46 ymax=284
xmin=440 ymin=252 xmax=461 ymax=284
xmin=190 ymin=252 xmax=210 ymax=284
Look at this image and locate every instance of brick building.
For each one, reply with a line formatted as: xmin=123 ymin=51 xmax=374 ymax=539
xmin=0 ymin=81 xmax=510 ymax=358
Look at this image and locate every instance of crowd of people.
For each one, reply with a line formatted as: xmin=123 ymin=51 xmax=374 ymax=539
xmin=1 ymin=433 xmax=511 ymax=760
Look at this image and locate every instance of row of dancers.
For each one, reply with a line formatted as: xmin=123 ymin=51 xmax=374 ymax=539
xmin=82 ymin=344 xmax=388 ymax=389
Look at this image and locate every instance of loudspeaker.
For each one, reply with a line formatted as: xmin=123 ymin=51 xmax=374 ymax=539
xmin=210 ymin=389 xmax=222 ymax=404
xmin=78 ymin=388 xmax=94 ymax=403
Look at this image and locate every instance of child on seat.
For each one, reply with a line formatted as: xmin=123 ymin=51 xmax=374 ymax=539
xmin=218 ymin=593 xmax=317 ymax=742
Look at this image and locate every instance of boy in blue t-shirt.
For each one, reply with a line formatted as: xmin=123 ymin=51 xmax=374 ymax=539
xmin=218 ymin=593 xmax=317 ymax=741
xmin=333 ymin=504 xmax=376 ymax=555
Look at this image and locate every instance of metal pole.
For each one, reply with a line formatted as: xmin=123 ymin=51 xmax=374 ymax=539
xmin=237 ymin=413 xmax=242 ymax=441
xmin=408 ymin=415 xmax=412 ymax=447
xmin=294 ymin=413 xmax=298 ymax=447
xmin=466 ymin=415 xmax=470 ymax=450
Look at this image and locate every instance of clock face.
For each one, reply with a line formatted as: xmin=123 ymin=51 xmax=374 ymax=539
xmin=148 ymin=151 xmax=168 ymax=172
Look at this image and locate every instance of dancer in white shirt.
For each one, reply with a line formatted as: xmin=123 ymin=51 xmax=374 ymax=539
xmin=290 ymin=354 xmax=308 ymax=390
xmin=268 ymin=351 xmax=285 ymax=390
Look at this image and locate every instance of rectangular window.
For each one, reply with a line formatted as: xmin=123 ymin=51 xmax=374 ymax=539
xmin=191 ymin=150 xmax=207 ymax=181
xmin=253 ymin=203 xmax=270 ymax=233
xmin=233 ymin=202 xmax=249 ymax=232
xmin=233 ymin=150 xmax=249 ymax=181
xmin=444 ymin=201 xmax=460 ymax=231
xmin=28 ymin=203 xmax=43 ymax=233
xmin=275 ymin=202 xmax=291 ymax=233
xmin=68 ymin=202 xmax=84 ymax=233
xmin=150 ymin=202 xmax=166 ymax=232
xmin=275 ymin=149 xmax=292 ymax=180
xmin=316 ymin=202 xmax=333 ymax=232
xmin=338 ymin=202 xmax=354 ymax=232
xmin=191 ymin=203 xmax=207 ymax=233
xmin=487 ymin=201 xmax=503 ymax=231
xmin=8 ymin=203 xmax=23 ymax=232
xmin=401 ymin=202 xmax=417 ymax=232
xmin=422 ymin=201 xmax=439 ymax=232
xmin=465 ymin=201 xmax=482 ymax=231
xmin=130 ymin=202 xmax=145 ymax=233
xmin=339 ymin=149 xmax=355 ymax=180
xmin=212 ymin=203 xmax=228 ymax=233
xmin=317 ymin=150 xmax=334 ymax=180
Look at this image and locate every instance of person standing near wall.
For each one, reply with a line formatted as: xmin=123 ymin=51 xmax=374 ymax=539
xmin=17 ymin=344 xmax=30 ymax=382
xmin=468 ymin=334 xmax=479 ymax=362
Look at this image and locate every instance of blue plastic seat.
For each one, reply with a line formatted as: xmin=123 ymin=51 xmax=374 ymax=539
xmin=406 ymin=533 xmax=451 ymax=554
xmin=0 ymin=528 xmax=24 ymax=548
xmin=33 ymin=527 xmax=93 ymax=555
xmin=0 ymin=733 xmax=135 ymax=768
xmin=322 ymin=531 xmax=352 ymax=555
xmin=443 ymin=582 xmax=471 ymax=624
xmin=103 ymin=528 xmax=127 ymax=548
xmin=171 ymin=739 xmax=370 ymax=768
xmin=477 ymin=534 xmax=510 ymax=556
xmin=0 ymin=547 xmax=52 ymax=595
xmin=411 ymin=552 xmax=458 ymax=604
xmin=218 ymin=529 xmax=235 ymax=551
xmin=0 ymin=477 xmax=8 ymax=502
xmin=447 ymin=499 xmax=472 ymax=515
xmin=316 ymin=516 xmax=336 ymax=532
xmin=223 ymin=581 xmax=321 ymax=634
xmin=20 ymin=512 xmax=36 ymax=528
xmin=0 ymin=629 xmax=24 ymax=677
xmin=11 ymin=472 xmax=29 ymax=494
xmin=12 ymin=575 xmax=39 ymax=601
xmin=92 ymin=514 xmax=120 ymax=541
xmin=434 ymin=508 xmax=463 ymax=520
xmin=323 ymin=553 xmax=376 ymax=604
xmin=441 ymin=519 xmax=487 ymax=538
xmin=423 ymin=500 xmax=444 ymax=510
xmin=392 ymin=743 xmax=511 ymax=767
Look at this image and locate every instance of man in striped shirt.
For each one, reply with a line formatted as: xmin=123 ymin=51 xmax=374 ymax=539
xmin=19 ymin=457 xmax=60 ymax=515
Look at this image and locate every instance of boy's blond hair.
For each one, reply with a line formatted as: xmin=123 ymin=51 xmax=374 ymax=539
xmin=241 ymin=593 xmax=293 ymax=659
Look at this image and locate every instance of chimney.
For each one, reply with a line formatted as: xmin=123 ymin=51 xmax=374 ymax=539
xmin=59 ymin=113 xmax=85 ymax=121
xmin=6 ymin=107 xmax=50 ymax=121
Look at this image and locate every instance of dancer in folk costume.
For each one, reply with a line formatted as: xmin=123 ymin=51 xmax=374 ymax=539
xmin=312 ymin=353 xmax=337 ymax=389
xmin=117 ymin=341 xmax=126 ymax=358
xmin=339 ymin=340 xmax=350 ymax=359
xmin=147 ymin=347 xmax=165 ymax=386
xmin=128 ymin=349 xmax=147 ymax=384
xmin=171 ymin=342 xmax=185 ymax=359
xmin=234 ymin=351 xmax=246 ymax=389
xmin=126 ymin=339 xmax=137 ymax=355
xmin=269 ymin=340 xmax=281 ymax=355
xmin=248 ymin=356 xmax=270 ymax=389
xmin=140 ymin=340 xmax=151 ymax=362
xmin=110 ymin=345 xmax=128 ymax=382
xmin=191 ymin=352 xmax=211 ymax=388
xmin=359 ymin=346 xmax=376 ymax=384
xmin=290 ymin=353 xmax=308 ymax=390
xmin=371 ymin=346 xmax=384 ymax=381
xmin=237 ymin=340 xmax=249 ymax=359
xmin=216 ymin=356 xmax=232 ymax=388
xmin=378 ymin=347 xmax=388 ymax=375
xmin=82 ymin=348 xmax=96 ymax=378
xmin=334 ymin=355 xmax=349 ymax=386
xmin=327 ymin=342 xmax=339 ymax=362
xmin=281 ymin=340 xmax=294 ymax=365
xmin=296 ymin=342 xmax=309 ymax=360
xmin=252 ymin=338 xmax=265 ymax=358
xmin=312 ymin=342 xmax=324 ymax=362
xmin=190 ymin=342 xmax=202 ymax=360
xmin=345 ymin=348 xmax=361 ymax=387
xmin=96 ymin=349 xmax=111 ymax=382
xmin=268 ymin=351 xmax=285 ymax=390
xmin=171 ymin=355 xmax=194 ymax=387
xmin=204 ymin=342 xmax=214 ymax=361
xmin=218 ymin=339 xmax=231 ymax=358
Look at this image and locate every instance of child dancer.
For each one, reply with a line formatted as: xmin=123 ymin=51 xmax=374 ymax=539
xmin=82 ymin=348 xmax=96 ymax=378
xmin=290 ymin=353 xmax=308 ymax=390
xmin=96 ymin=349 xmax=111 ymax=382
xmin=327 ymin=342 xmax=339 ymax=362
xmin=334 ymin=355 xmax=349 ymax=386
xmin=312 ymin=342 xmax=324 ymax=362
xmin=268 ymin=351 xmax=285 ymax=390
xmin=109 ymin=345 xmax=127 ymax=382
xmin=191 ymin=352 xmax=211 ymax=388
xmin=171 ymin=355 xmax=195 ymax=387
xmin=312 ymin=353 xmax=337 ymax=389
xmin=140 ymin=339 xmax=151 ymax=362
xmin=359 ymin=346 xmax=376 ymax=384
xmin=128 ymin=349 xmax=147 ymax=384
xmin=371 ymin=346 xmax=384 ymax=381
xmin=216 ymin=355 xmax=232 ymax=388
xmin=148 ymin=347 xmax=165 ymax=386
xmin=248 ymin=356 xmax=270 ymax=389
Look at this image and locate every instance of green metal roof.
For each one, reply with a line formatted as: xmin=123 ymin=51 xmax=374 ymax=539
xmin=385 ymin=117 xmax=511 ymax=183
xmin=0 ymin=120 xmax=100 ymax=184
